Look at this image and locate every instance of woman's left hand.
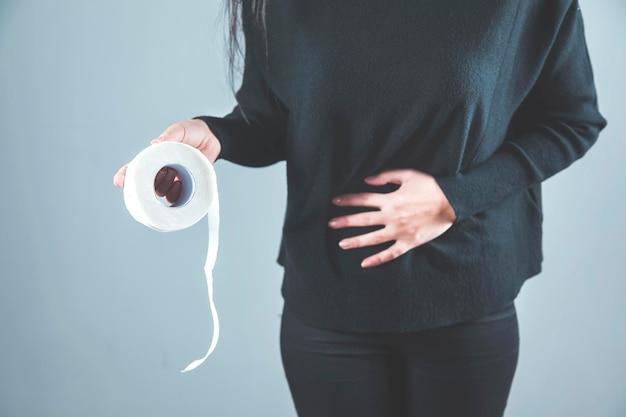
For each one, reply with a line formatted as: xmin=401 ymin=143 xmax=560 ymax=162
xmin=328 ymin=169 xmax=457 ymax=268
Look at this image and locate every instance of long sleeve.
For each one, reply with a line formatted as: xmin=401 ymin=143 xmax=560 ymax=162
xmin=185 ymin=1 xmax=608 ymax=332
xmin=195 ymin=16 xmax=288 ymax=167
xmin=436 ymin=2 xmax=606 ymax=222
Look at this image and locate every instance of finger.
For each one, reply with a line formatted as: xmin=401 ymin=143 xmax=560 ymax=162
xmin=360 ymin=242 xmax=409 ymax=269
xmin=328 ymin=210 xmax=384 ymax=229
xmin=166 ymin=180 xmax=182 ymax=204
xmin=113 ymin=164 xmax=128 ymax=187
xmin=338 ymin=228 xmax=393 ymax=250
xmin=154 ymin=167 xmax=179 ymax=197
xmin=332 ymin=192 xmax=385 ymax=208
xmin=364 ymin=169 xmax=416 ymax=186
xmin=154 ymin=166 xmax=172 ymax=189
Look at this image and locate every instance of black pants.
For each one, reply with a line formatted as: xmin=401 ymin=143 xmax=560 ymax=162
xmin=280 ymin=303 xmax=519 ymax=417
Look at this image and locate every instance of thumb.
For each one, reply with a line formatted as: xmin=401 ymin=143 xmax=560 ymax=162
xmin=151 ymin=123 xmax=185 ymax=145
xmin=364 ymin=169 xmax=414 ymax=186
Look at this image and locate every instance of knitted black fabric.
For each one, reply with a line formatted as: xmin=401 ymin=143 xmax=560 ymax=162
xmin=196 ymin=0 xmax=606 ymax=332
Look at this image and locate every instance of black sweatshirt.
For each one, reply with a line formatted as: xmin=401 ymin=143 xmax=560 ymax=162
xmin=197 ymin=0 xmax=606 ymax=332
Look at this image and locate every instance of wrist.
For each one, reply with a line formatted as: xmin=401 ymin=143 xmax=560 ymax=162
xmin=440 ymin=199 xmax=457 ymax=223
xmin=434 ymin=179 xmax=457 ymax=223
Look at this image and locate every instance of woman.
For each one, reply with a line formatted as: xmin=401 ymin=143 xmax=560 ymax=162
xmin=114 ymin=1 xmax=606 ymax=416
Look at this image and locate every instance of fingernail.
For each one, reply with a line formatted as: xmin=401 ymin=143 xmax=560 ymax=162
xmin=339 ymin=240 xmax=350 ymax=249
xmin=151 ymin=139 xmax=160 ymax=145
xmin=332 ymin=197 xmax=341 ymax=204
xmin=361 ymin=259 xmax=373 ymax=268
xmin=328 ymin=219 xmax=338 ymax=228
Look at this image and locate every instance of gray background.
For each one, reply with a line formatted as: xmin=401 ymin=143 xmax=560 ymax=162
xmin=0 ymin=0 xmax=624 ymax=416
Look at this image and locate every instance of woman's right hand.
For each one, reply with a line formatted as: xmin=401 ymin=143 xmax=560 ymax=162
xmin=113 ymin=119 xmax=222 ymax=203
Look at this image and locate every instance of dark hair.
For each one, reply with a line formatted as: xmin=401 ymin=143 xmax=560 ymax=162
xmin=226 ymin=0 xmax=268 ymax=83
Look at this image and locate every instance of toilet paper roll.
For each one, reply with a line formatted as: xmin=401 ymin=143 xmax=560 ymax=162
xmin=123 ymin=142 xmax=220 ymax=373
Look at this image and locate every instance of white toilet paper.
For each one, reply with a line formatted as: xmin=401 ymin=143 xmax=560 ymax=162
xmin=123 ymin=142 xmax=220 ymax=373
